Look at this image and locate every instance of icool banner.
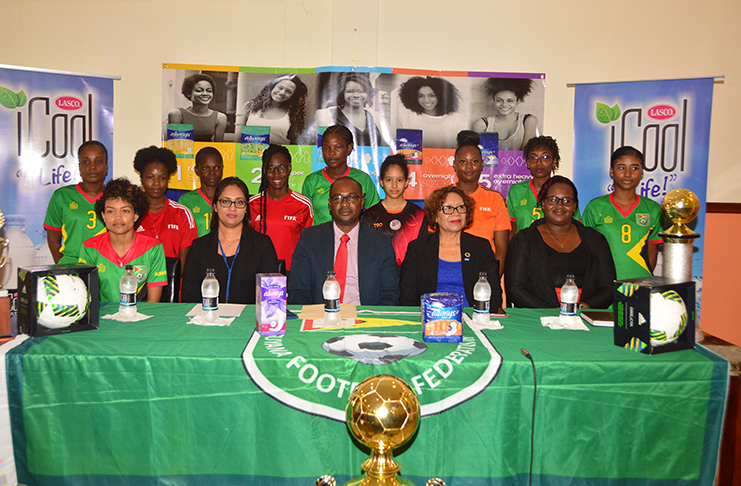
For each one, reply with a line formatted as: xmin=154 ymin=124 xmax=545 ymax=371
xmin=573 ymin=78 xmax=714 ymax=312
xmin=0 ymin=65 xmax=114 ymax=289
xmin=161 ymin=64 xmax=545 ymax=200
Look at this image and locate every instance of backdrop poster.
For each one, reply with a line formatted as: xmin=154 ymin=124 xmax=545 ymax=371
xmin=0 ymin=65 xmax=114 ymax=289
xmin=573 ymin=78 xmax=714 ymax=313
xmin=161 ymin=65 xmax=545 ymax=200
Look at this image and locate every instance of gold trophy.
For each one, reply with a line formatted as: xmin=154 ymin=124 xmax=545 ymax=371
xmin=660 ymin=189 xmax=701 ymax=282
xmin=0 ymin=207 xmax=9 ymax=292
xmin=317 ymin=374 xmax=447 ymax=486
xmin=345 ymin=375 xmax=420 ymax=486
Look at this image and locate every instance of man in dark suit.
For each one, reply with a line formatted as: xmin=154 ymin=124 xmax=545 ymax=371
xmin=288 ymin=177 xmax=399 ymax=305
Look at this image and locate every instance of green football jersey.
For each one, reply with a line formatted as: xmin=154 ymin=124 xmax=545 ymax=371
xmin=506 ymin=179 xmax=581 ymax=232
xmin=583 ymin=194 xmax=663 ymax=279
xmin=301 ymin=167 xmax=380 ymax=225
xmin=79 ymin=233 xmax=167 ymax=302
xmin=43 ymin=184 xmax=107 ymax=263
xmin=178 ymin=188 xmax=213 ymax=237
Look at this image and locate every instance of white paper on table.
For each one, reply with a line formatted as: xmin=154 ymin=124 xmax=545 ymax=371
xmin=102 ymin=312 xmax=154 ymax=322
xmin=540 ymin=315 xmax=590 ymax=331
xmin=463 ymin=312 xmax=503 ymax=330
xmin=310 ymin=318 xmax=357 ymax=329
xmin=187 ymin=315 xmax=235 ymax=327
xmin=186 ymin=303 xmax=246 ymax=317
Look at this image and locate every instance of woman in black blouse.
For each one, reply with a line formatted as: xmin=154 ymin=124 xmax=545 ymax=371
xmin=182 ymin=177 xmax=278 ymax=304
xmin=505 ymin=176 xmax=616 ymax=309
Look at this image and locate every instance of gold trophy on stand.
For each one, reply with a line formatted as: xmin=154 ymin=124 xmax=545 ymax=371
xmin=316 ymin=374 xmax=446 ymax=486
xmin=660 ymin=189 xmax=701 ymax=282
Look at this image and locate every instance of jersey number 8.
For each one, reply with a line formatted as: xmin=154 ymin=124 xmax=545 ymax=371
xmin=621 ymin=224 xmax=632 ymax=243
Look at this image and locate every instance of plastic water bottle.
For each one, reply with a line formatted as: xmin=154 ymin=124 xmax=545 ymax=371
xmin=119 ymin=265 xmax=137 ymax=318
xmin=560 ymin=274 xmax=578 ymax=316
xmin=322 ymin=270 xmax=341 ymax=326
xmin=1 ymin=215 xmax=36 ymax=291
xmin=473 ymin=272 xmax=491 ymax=325
xmin=201 ymin=268 xmax=220 ymax=323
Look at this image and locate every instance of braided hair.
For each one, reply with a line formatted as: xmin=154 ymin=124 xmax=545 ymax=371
xmin=256 ymin=144 xmax=292 ymax=234
xmin=322 ymin=125 xmax=354 ymax=146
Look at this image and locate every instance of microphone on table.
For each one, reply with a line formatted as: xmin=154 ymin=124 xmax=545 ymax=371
xmin=521 ymin=348 xmax=536 ymax=486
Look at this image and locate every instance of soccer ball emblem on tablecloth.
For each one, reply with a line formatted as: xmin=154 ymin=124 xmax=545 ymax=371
xmin=36 ymin=274 xmax=90 ymax=329
xmin=322 ymin=334 xmax=427 ymax=366
xmin=649 ymin=290 xmax=688 ymax=347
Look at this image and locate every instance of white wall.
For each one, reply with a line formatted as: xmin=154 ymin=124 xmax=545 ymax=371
xmin=3 ymin=0 xmax=739 ymax=201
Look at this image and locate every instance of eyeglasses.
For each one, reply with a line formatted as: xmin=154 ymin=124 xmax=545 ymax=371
xmin=217 ymin=198 xmax=247 ymax=209
xmin=330 ymin=194 xmax=362 ymax=205
xmin=266 ymin=165 xmax=289 ymax=174
xmin=527 ymin=154 xmax=554 ymax=164
xmin=440 ymin=204 xmax=468 ymax=215
xmin=543 ymin=196 xmax=576 ymax=207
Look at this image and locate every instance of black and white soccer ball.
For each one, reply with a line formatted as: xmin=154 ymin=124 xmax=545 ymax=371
xmin=36 ymin=274 xmax=90 ymax=329
xmin=322 ymin=334 xmax=427 ymax=366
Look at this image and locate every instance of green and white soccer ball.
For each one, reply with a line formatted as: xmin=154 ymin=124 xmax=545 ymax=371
xmin=649 ymin=290 xmax=688 ymax=346
xmin=36 ymin=274 xmax=90 ymax=329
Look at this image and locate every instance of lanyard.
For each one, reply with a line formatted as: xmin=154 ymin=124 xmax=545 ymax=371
xmin=217 ymin=238 xmax=241 ymax=302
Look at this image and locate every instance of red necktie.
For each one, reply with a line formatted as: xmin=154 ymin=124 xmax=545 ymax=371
xmin=335 ymin=234 xmax=350 ymax=303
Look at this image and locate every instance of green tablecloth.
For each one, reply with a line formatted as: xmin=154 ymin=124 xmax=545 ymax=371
xmin=7 ymin=303 xmax=728 ymax=486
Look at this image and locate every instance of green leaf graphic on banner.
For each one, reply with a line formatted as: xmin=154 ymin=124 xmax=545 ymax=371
xmin=610 ymin=103 xmax=621 ymax=121
xmin=0 ymin=86 xmax=27 ymax=109
xmin=15 ymin=90 xmax=27 ymax=107
xmin=595 ymin=102 xmax=612 ymax=124
xmin=0 ymin=86 xmax=18 ymax=108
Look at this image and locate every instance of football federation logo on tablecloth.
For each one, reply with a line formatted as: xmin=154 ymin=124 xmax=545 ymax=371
xmin=241 ymin=317 xmax=502 ymax=421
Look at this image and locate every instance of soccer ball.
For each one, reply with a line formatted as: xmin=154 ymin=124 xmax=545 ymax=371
xmin=36 ymin=274 xmax=90 ymax=329
xmin=346 ymin=375 xmax=420 ymax=450
xmin=649 ymin=290 xmax=688 ymax=346
xmin=322 ymin=334 xmax=427 ymax=366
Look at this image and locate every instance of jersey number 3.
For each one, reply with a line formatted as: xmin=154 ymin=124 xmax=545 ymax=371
xmin=86 ymin=210 xmax=97 ymax=230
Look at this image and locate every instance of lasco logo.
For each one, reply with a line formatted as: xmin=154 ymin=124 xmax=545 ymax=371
xmin=646 ymin=104 xmax=677 ymax=120
xmin=242 ymin=317 xmax=502 ymax=421
xmin=54 ymin=96 xmax=84 ymax=111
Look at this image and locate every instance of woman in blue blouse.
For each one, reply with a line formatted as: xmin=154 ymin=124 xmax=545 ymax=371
xmin=399 ymin=185 xmax=502 ymax=309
